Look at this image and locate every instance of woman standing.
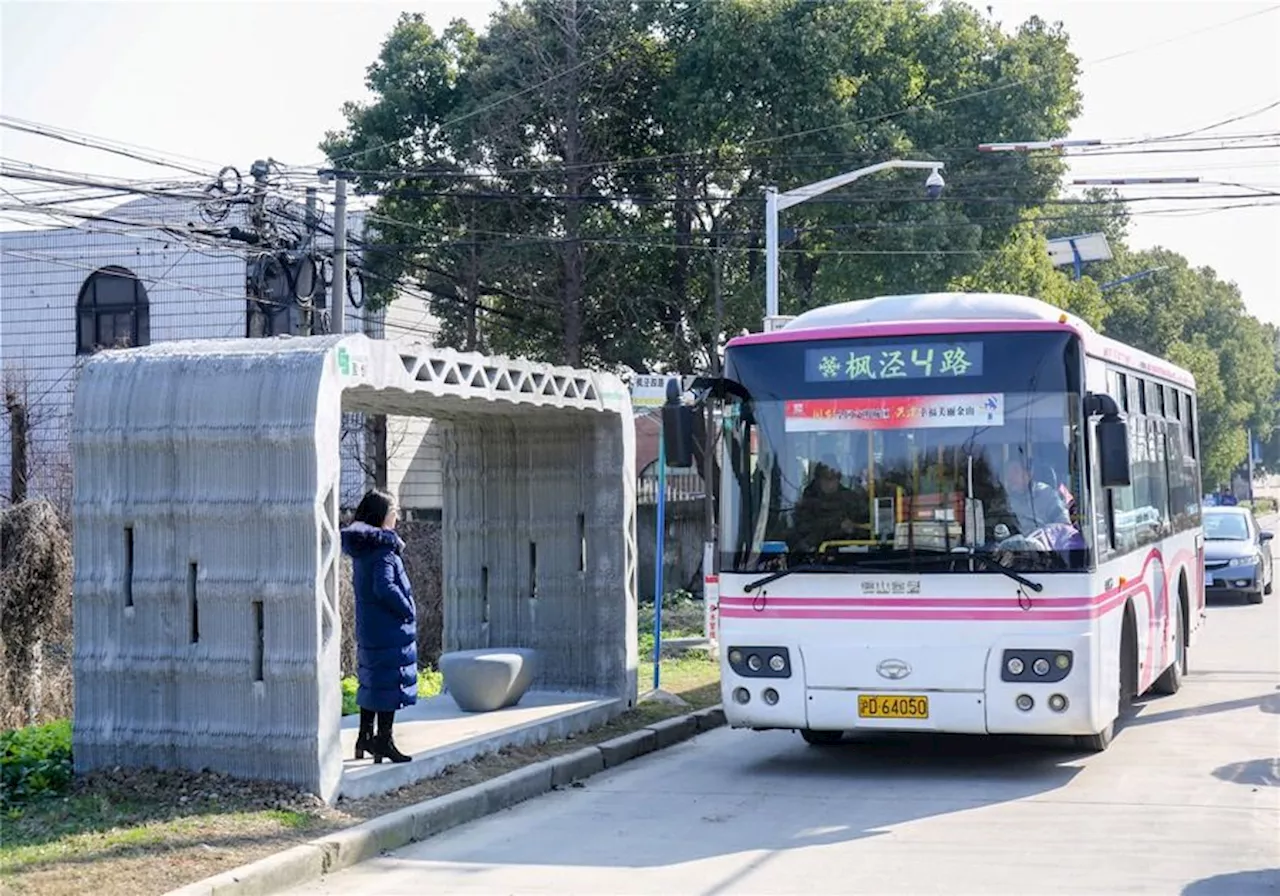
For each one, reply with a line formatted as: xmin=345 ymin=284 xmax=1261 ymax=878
xmin=341 ymin=488 xmax=417 ymax=764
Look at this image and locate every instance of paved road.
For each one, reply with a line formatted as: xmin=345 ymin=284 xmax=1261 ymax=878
xmin=293 ymin=520 xmax=1280 ymax=896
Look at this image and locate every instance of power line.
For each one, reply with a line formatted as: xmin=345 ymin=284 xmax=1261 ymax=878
xmin=0 ymin=117 xmax=220 ymax=179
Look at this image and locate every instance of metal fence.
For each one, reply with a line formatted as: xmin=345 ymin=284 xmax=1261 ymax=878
xmin=636 ymin=467 xmax=705 ymax=504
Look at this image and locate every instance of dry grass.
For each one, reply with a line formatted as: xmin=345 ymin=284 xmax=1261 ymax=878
xmin=0 ymin=655 xmax=721 ymax=896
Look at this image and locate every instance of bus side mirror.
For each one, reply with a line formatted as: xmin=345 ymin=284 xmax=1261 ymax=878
xmin=1097 ymin=416 xmax=1131 ymax=489
xmin=662 ymin=379 xmax=695 ymax=467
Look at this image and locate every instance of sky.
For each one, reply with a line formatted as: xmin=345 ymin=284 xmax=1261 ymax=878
xmin=1 ymin=0 xmax=1277 ymax=327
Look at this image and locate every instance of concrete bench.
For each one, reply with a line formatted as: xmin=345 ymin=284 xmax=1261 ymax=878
xmin=439 ymin=648 xmax=539 ymax=713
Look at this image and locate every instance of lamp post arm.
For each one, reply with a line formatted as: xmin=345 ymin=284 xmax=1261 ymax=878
xmin=764 ymin=158 xmax=943 ymax=327
xmin=776 ymin=160 xmax=944 ymax=210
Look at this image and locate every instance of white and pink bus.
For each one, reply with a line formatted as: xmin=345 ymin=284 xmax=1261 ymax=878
xmin=696 ymin=292 xmax=1205 ymax=750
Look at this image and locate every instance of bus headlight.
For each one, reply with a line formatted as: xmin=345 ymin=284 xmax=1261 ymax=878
xmin=1001 ymin=649 xmax=1073 ymax=683
xmin=727 ymin=646 xmax=791 ymax=678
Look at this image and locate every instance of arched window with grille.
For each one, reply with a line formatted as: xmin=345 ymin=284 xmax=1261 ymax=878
xmin=76 ymin=266 xmax=151 ymax=354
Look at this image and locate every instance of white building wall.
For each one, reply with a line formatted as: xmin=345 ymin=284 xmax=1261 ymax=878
xmin=381 ymin=295 xmax=443 ymax=513
xmin=0 ymin=197 xmax=378 ymax=510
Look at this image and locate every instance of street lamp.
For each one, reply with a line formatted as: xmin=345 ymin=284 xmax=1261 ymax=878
xmin=764 ymin=159 xmax=945 ymax=331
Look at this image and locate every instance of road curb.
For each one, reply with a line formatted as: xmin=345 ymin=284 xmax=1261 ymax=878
xmin=165 ymin=703 xmax=726 ymax=896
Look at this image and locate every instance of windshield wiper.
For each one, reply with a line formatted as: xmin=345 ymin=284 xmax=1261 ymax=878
xmin=943 ymin=550 xmax=1044 ymax=592
xmin=744 ymin=563 xmax=903 ymax=593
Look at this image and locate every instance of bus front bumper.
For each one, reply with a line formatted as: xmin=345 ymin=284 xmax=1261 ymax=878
xmin=721 ymin=636 xmax=1105 ymax=737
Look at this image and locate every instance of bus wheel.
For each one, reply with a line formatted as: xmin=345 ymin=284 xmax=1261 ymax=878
xmin=1075 ymin=721 xmax=1114 ymax=753
xmin=800 ymin=729 xmax=843 ymax=746
xmin=1078 ymin=611 xmax=1134 ymax=752
xmin=1150 ymin=599 xmax=1185 ymax=696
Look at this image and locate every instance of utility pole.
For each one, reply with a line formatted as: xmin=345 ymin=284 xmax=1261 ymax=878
xmin=303 ymin=186 xmax=319 ymax=336
xmin=1247 ymin=427 xmax=1256 ymax=504
xmin=320 ymin=169 xmax=348 ymax=335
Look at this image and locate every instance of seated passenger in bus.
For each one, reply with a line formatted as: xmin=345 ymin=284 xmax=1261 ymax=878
xmin=997 ymin=455 xmax=1070 ymax=537
xmin=792 ymin=462 xmax=869 ymax=551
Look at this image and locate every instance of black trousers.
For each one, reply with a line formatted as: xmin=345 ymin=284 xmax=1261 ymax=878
xmin=358 ymin=708 xmax=396 ymax=738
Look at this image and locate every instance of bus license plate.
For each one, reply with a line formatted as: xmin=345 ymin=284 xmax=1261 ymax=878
xmin=858 ymin=694 xmax=929 ymax=719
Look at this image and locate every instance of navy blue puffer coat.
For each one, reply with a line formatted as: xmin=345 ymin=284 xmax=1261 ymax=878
xmin=340 ymin=522 xmax=418 ymax=711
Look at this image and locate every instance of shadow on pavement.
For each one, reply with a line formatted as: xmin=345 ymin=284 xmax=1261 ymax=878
xmin=1125 ymin=689 xmax=1280 ymax=727
xmin=1211 ymin=757 xmax=1280 ymax=787
xmin=1182 ymin=868 xmax=1280 ymax=895
xmin=391 ymin=728 xmax=1083 ymax=874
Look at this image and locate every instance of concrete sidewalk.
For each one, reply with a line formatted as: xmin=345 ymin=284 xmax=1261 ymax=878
xmin=337 ymin=692 xmax=620 ymax=800
xmin=166 ymin=704 xmax=728 ymax=896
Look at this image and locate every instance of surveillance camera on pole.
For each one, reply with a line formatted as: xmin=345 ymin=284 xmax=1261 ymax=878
xmin=925 ymin=168 xmax=945 ymax=201
xmin=763 ymin=158 xmax=945 ymax=330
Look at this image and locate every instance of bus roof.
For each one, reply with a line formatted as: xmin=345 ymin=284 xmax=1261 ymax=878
xmin=728 ymin=292 xmax=1195 ymax=390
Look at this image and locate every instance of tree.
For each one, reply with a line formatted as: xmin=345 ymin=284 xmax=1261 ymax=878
xmin=1098 ymin=248 xmax=1278 ymax=487
xmin=323 ymin=0 xmax=1087 ymax=370
xmin=947 ymin=213 xmax=1106 ymax=328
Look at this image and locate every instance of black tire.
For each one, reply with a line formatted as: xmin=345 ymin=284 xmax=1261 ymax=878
xmin=1246 ymin=589 xmax=1264 ymax=605
xmin=1075 ymin=720 xmax=1114 ymax=752
xmin=1079 ymin=609 xmax=1135 ymax=751
xmin=800 ymin=729 xmax=843 ymax=746
xmin=1264 ymin=574 xmax=1273 ymax=596
xmin=1150 ymin=598 xmax=1185 ymax=696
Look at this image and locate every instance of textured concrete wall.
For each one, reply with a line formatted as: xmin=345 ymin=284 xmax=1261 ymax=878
xmin=442 ymin=413 xmax=637 ymax=703
xmin=70 ymin=337 xmax=344 ymax=800
xmin=70 ymin=334 xmax=635 ymax=801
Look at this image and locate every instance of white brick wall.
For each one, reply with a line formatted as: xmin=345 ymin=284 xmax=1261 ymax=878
xmin=380 ymin=295 xmax=443 ymax=512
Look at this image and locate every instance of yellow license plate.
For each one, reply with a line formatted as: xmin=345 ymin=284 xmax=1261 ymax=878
xmin=857 ymin=694 xmax=929 ymax=719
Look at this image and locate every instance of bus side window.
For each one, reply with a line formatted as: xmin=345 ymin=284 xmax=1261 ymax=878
xmin=1092 ymin=420 xmax=1116 ymax=557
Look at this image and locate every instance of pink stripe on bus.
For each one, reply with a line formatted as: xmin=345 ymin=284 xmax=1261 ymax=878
xmin=727 ymin=319 xmax=1075 ymax=348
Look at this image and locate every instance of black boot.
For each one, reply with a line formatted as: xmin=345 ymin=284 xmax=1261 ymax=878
xmin=355 ymin=708 xmax=376 ymax=760
xmin=372 ymin=710 xmax=411 ymax=764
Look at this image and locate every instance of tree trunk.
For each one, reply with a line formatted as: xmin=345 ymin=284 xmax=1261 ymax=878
xmin=5 ymin=387 xmax=28 ymax=505
xmin=559 ymin=0 xmax=585 ymax=367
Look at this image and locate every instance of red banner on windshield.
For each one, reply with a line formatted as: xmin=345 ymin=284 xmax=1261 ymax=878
xmin=783 ymin=394 xmax=1005 ymax=432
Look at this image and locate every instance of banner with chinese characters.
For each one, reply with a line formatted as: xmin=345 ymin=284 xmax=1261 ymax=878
xmin=783 ymin=393 xmax=1005 ymax=431
xmin=804 ymin=341 xmax=983 ymax=382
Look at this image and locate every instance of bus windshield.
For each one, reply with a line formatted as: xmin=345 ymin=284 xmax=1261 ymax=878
xmin=720 ymin=329 xmax=1092 ymax=575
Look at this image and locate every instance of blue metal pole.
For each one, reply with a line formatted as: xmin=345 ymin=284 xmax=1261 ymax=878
xmin=653 ymin=425 xmax=667 ymax=690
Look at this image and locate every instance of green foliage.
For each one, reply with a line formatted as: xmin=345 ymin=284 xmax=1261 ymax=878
xmin=1 ymin=718 xmax=72 ymax=808
xmin=322 ymin=0 xmax=1277 ymax=498
xmin=1094 ymin=248 xmax=1278 ymax=487
xmin=638 ymin=590 xmax=706 ymax=659
xmin=340 ymin=668 xmax=445 ymax=716
xmin=948 ymin=215 xmax=1106 ymax=328
xmin=1249 ymin=497 xmax=1277 ymax=515
xmin=324 ymin=0 xmax=1084 ymax=370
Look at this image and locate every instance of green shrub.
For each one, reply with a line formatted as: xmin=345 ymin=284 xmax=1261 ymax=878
xmin=1 ymin=718 xmax=73 ymax=807
xmin=341 ymin=667 xmax=445 ymax=716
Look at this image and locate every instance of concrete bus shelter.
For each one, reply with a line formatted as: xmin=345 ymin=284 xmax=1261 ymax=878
xmin=70 ymin=334 xmax=638 ymax=803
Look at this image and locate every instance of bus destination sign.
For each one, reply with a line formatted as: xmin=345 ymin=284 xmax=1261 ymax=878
xmin=804 ymin=341 xmax=984 ymax=383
